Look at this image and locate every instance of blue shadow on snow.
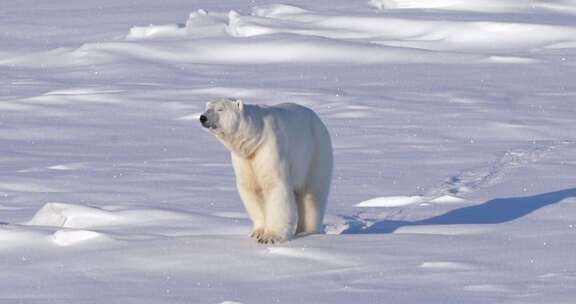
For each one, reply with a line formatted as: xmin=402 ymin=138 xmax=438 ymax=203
xmin=341 ymin=188 xmax=576 ymax=234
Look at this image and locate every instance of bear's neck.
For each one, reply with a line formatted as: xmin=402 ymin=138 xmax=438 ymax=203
xmin=222 ymin=106 xmax=264 ymax=159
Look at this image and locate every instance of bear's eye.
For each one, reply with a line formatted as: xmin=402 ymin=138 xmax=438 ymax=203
xmin=217 ymin=108 xmax=224 ymax=112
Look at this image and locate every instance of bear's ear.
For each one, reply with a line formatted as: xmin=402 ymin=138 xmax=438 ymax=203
xmin=235 ymin=99 xmax=244 ymax=111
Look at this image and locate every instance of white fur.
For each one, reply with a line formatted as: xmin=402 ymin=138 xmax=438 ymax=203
xmin=202 ymin=99 xmax=333 ymax=243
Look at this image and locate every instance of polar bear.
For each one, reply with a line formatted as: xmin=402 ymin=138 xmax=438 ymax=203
xmin=200 ymin=98 xmax=333 ymax=244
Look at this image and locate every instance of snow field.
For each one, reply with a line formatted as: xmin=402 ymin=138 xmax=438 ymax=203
xmin=1 ymin=0 xmax=575 ymax=302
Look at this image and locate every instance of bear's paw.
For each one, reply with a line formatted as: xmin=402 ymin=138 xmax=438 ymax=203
xmin=257 ymin=231 xmax=285 ymax=244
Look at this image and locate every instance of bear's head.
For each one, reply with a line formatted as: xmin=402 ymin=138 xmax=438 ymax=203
xmin=200 ymin=98 xmax=262 ymax=157
xmin=200 ymin=98 xmax=244 ymax=134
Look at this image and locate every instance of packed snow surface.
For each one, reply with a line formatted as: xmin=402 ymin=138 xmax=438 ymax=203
xmin=1 ymin=0 xmax=576 ymax=303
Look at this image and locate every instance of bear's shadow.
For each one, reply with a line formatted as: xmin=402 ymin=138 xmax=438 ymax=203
xmin=340 ymin=187 xmax=576 ymax=234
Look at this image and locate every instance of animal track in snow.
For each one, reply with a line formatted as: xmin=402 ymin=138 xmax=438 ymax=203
xmin=339 ymin=141 xmax=575 ymax=235
xmin=357 ymin=141 xmax=575 ymax=209
xmin=424 ymin=140 xmax=575 ymax=199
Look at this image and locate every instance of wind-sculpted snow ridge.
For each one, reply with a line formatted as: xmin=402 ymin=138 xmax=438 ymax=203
xmin=244 ymin=4 xmax=576 ymax=53
xmin=369 ymin=0 xmax=576 ymax=14
xmin=126 ymin=4 xmax=576 ymax=54
xmin=0 ymin=35 xmax=486 ymax=68
xmin=127 ymin=9 xmax=230 ymax=39
xmin=11 ymin=3 xmax=576 ymax=68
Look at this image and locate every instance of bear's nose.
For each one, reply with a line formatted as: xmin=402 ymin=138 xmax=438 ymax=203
xmin=199 ymin=115 xmax=207 ymax=123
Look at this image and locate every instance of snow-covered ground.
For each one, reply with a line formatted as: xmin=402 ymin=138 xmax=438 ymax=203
xmin=1 ymin=0 xmax=576 ymax=303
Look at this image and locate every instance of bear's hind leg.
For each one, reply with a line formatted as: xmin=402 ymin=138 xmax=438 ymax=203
xmin=298 ymin=139 xmax=332 ymax=234
xmin=296 ymin=190 xmax=327 ymax=234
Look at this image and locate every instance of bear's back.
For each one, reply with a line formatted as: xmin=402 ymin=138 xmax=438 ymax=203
xmin=261 ymin=103 xmax=318 ymax=125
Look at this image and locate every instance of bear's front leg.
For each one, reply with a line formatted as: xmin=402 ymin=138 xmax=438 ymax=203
xmin=232 ymin=154 xmax=266 ymax=239
xmin=259 ymin=182 xmax=298 ymax=244
xmin=236 ymin=183 xmax=265 ymax=239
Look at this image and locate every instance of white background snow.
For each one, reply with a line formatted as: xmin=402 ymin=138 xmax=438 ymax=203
xmin=1 ymin=0 xmax=576 ymax=303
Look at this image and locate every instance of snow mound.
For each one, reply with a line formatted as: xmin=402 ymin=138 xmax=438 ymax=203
xmin=357 ymin=196 xmax=425 ymax=207
xmin=357 ymin=194 xmax=465 ymax=207
xmin=127 ymin=9 xmax=229 ymax=40
xmin=26 ymin=202 xmax=198 ymax=229
xmin=27 ymin=203 xmax=125 ymax=228
xmin=428 ymin=195 xmax=467 ymax=204
xmin=25 ymin=202 xmax=250 ymax=236
xmin=0 ymin=224 xmax=104 ymax=248
xmin=51 ymin=229 xmax=103 ymax=246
